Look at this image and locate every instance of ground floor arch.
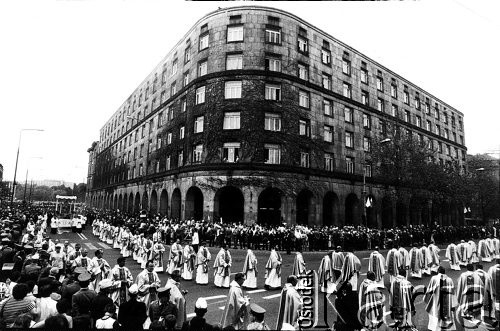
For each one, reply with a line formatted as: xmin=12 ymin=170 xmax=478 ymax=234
xmin=134 ymin=192 xmax=140 ymax=213
xmin=214 ymin=186 xmax=244 ymax=223
xmin=171 ymin=188 xmax=181 ymax=220
xmin=159 ymin=190 xmax=168 ymax=216
xmin=150 ymin=190 xmax=158 ymax=214
xmin=296 ymin=189 xmax=314 ymax=225
xmin=185 ymin=186 xmax=204 ymax=221
xmin=323 ymin=191 xmax=339 ymax=226
xmin=345 ymin=193 xmax=360 ymax=226
xmin=365 ymin=194 xmax=377 ymax=228
xmin=258 ymin=187 xmax=283 ymax=225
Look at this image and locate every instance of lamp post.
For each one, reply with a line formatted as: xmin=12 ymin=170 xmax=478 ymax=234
xmin=363 ymin=138 xmax=391 ymax=227
xmin=23 ymin=156 xmax=43 ymax=202
xmin=11 ymin=129 xmax=44 ymax=206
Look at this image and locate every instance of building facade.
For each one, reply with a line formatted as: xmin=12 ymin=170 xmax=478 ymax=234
xmin=87 ymin=6 xmax=467 ymax=228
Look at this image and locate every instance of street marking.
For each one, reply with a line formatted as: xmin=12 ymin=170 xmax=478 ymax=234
xmin=207 ymin=299 xmax=227 ymax=306
xmin=442 ymin=259 xmax=449 ymax=262
xmin=363 ymin=258 xmax=370 ymax=260
xmin=262 ymin=293 xmax=281 ymax=300
xmin=360 ymin=272 xmax=367 ymax=276
xmin=85 ymin=243 xmax=98 ymax=250
xmin=202 ymin=295 xmax=226 ymax=300
xmin=187 ymin=313 xmax=196 ymax=318
xmin=218 ymin=306 xmax=225 ymax=310
xmin=98 ymin=243 xmax=111 ymax=249
xmin=81 ymin=233 xmax=88 ymax=239
xmin=247 ymin=289 xmax=266 ymax=294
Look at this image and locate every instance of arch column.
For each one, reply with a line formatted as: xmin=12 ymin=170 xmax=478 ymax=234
xmin=242 ymin=187 xmax=257 ymax=225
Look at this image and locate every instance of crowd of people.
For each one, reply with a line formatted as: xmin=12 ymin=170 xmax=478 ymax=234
xmin=0 ymin=203 xmax=499 ymax=330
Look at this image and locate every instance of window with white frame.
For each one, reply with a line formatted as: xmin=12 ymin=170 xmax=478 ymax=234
xmin=404 ymin=110 xmax=410 ymax=123
xmin=445 ymin=144 xmax=450 ymax=156
xmin=166 ymin=156 xmax=171 ymax=170
xmin=181 ymin=98 xmax=187 ymax=113
xmin=171 ymin=59 xmax=178 ymax=76
xmin=324 ymin=153 xmax=334 ymax=171
xmin=300 ymin=152 xmax=310 ymax=168
xmin=361 ymin=91 xmax=369 ymax=105
xmin=196 ymin=86 xmax=206 ymax=104
xmin=322 ymin=73 xmax=332 ymax=90
xmin=436 ymin=124 xmax=441 ymax=136
xmin=324 ymin=125 xmax=333 ymax=142
xmin=225 ymin=81 xmax=242 ymax=99
xmin=444 ymin=129 xmax=449 ymax=140
xmin=363 ymin=136 xmax=371 ymax=152
xmin=223 ymin=112 xmax=241 ymax=130
xmin=344 ymin=107 xmax=353 ymax=123
xmin=226 ymin=54 xmax=243 ymax=70
xmin=197 ymin=62 xmax=207 ymax=79
xmin=346 ymin=156 xmax=354 ymax=173
xmin=156 ymin=136 xmax=162 ymax=150
xmin=376 ymin=75 xmax=384 ymax=91
xmin=193 ymin=144 xmax=203 ymax=162
xmin=194 ymin=116 xmax=204 ymax=133
xmin=264 ymin=113 xmax=281 ymax=131
xmin=168 ymin=107 xmax=174 ymax=121
xmin=363 ymin=113 xmax=371 ymax=129
xmin=179 ymin=126 xmax=185 ymax=139
xmin=183 ymin=72 xmax=189 ymax=87
xmin=426 ymin=120 xmax=431 ymax=131
xmin=265 ymin=28 xmax=281 ymax=44
xmin=321 ymin=49 xmax=331 ymax=65
xmin=361 ymin=62 xmax=368 ymax=84
xmin=391 ymin=104 xmax=398 ymax=117
xmin=265 ymin=56 xmax=281 ymax=72
xmin=265 ymin=144 xmax=280 ymax=164
xmin=223 ymin=142 xmax=240 ymax=163
xmin=403 ymin=89 xmax=409 ymax=105
xmin=377 ymin=98 xmax=384 ymax=112
xmin=199 ymin=34 xmax=209 ymax=50
xmin=299 ymin=90 xmax=309 ymax=108
xmin=298 ymin=36 xmax=308 ymax=53
xmin=299 ymin=119 xmax=310 ymax=137
xmin=184 ymin=46 xmax=191 ymax=63
xmin=342 ymin=59 xmax=351 ymax=75
xmin=298 ymin=63 xmax=309 ymax=80
xmin=391 ymin=84 xmax=397 ymax=98
xmin=170 ymin=83 xmax=177 ymax=95
xmin=416 ymin=116 xmax=422 ymax=127
xmin=425 ymin=102 xmax=431 ymax=114
xmin=178 ymin=151 xmax=184 ymax=166
xmin=415 ymin=97 xmax=421 ymax=110
xmin=345 ymin=131 xmax=354 ymax=148
xmin=364 ymin=164 xmax=372 ymax=177
xmin=157 ymin=111 xmax=164 ymax=128
xmin=323 ymin=99 xmax=333 ymax=116
xmin=265 ymin=84 xmax=281 ymax=101
xmin=343 ymin=83 xmax=351 ymax=98
xmin=227 ymin=25 xmax=243 ymax=42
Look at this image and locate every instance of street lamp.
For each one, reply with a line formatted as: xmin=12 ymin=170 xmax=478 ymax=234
xmin=11 ymin=129 xmax=44 ymax=206
xmin=363 ymin=138 xmax=392 ymax=227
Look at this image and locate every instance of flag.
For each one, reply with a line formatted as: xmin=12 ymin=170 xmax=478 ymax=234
xmin=365 ymin=197 xmax=372 ymax=208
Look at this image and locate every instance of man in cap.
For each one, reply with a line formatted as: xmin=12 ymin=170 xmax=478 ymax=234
xmin=180 ymin=297 xmax=214 ymax=331
xmin=148 ymin=284 xmax=178 ymax=324
xmin=60 ymin=267 xmax=84 ymax=301
xmin=72 ymin=272 xmax=97 ymax=328
xmin=110 ymin=256 xmax=133 ymax=309
xmin=247 ymin=303 xmax=270 ymax=330
xmin=90 ymin=278 xmax=114 ymax=326
xmin=221 ymin=272 xmax=249 ymax=330
xmin=118 ymin=284 xmax=147 ymax=330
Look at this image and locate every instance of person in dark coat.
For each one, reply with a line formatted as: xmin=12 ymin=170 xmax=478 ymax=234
xmin=118 ymin=284 xmax=147 ymax=330
xmin=180 ymin=297 xmax=214 ymax=331
xmin=72 ymin=273 xmax=97 ymax=322
xmin=90 ymin=279 xmax=114 ymax=324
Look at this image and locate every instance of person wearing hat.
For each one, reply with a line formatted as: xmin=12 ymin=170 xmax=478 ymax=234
xmin=72 ymin=272 xmax=97 ymax=329
xmin=90 ymin=278 xmax=114 ymax=325
xmin=220 ymin=272 xmax=249 ymax=330
xmin=109 ymin=257 xmax=133 ymax=308
xmin=148 ymin=284 xmax=177 ymax=325
xmin=247 ymin=303 xmax=270 ymax=330
xmin=180 ymin=297 xmax=214 ymax=331
xmin=118 ymin=284 xmax=147 ymax=330
xmin=60 ymin=268 xmax=83 ymax=302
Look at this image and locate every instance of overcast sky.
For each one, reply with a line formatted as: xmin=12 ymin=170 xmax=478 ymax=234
xmin=1 ymin=0 xmax=499 ymax=184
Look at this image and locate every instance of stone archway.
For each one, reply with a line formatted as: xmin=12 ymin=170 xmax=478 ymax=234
xmin=323 ymin=191 xmax=339 ymax=226
xmin=185 ymin=186 xmax=204 ymax=221
xmin=396 ymin=200 xmax=408 ymax=226
xmin=150 ymin=190 xmax=158 ymax=214
xmin=214 ymin=186 xmax=244 ymax=223
xmin=365 ymin=194 xmax=377 ymax=228
xmin=142 ymin=191 xmax=149 ymax=212
xmin=345 ymin=193 xmax=360 ymax=226
xmin=258 ymin=187 xmax=283 ymax=226
xmin=159 ymin=190 xmax=168 ymax=216
xmin=382 ymin=196 xmax=393 ymax=229
xmin=171 ymin=188 xmax=181 ymax=220
xmin=118 ymin=194 xmax=122 ymax=211
xmin=128 ymin=193 xmax=134 ymax=213
xmin=134 ymin=192 xmax=140 ymax=213
xmin=296 ymin=189 xmax=314 ymax=226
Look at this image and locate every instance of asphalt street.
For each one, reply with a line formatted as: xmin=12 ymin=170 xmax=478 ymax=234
xmin=56 ymin=227 xmax=497 ymax=331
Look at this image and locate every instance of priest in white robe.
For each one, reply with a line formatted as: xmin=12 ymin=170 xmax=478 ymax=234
xmin=264 ymin=246 xmax=282 ymax=290
xmin=214 ymin=245 xmax=232 ymax=288
xmin=90 ymin=249 xmax=111 ymax=292
xmin=367 ymin=246 xmax=385 ymax=286
xmin=292 ymin=250 xmax=307 ymax=288
xmin=242 ymin=249 xmax=258 ymax=289
xmin=220 ymin=272 xmax=249 ymax=330
xmin=195 ymin=243 xmax=211 ymax=285
xmin=167 ymin=238 xmax=183 ymax=275
xmin=136 ymin=260 xmax=161 ymax=315
xmin=478 ymin=239 xmax=493 ymax=263
xmin=338 ymin=249 xmax=361 ymax=291
xmin=167 ymin=270 xmax=187 ymax=330
xmin=386 ymin=246 xmax=401 ymax=283
xmin=110 ymin=256 xmax=134 ymax=308
xmin=409 ymin=244 xmax=424 ymax=279
xmin=318 ymin=251 xmax=335 ymax=293
xmin=457 ymin=240 xmax=470 ymax=267
xmin=152 ymin=240 xmax=165 ymax=273
xmin=181 ymin=244 xmax=196 ymax=280
xmin=487 ymin=259 xmax=500 ymax=323
xmin=428 ymin=241 xmax=440 ymax=274
xmin=421 ymin=242 xmax=432 ymax=276
xmin=446 ymin=242 xmax=461 ymax=271
xmin=358 ymin=271 xmax=385 ymax=330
